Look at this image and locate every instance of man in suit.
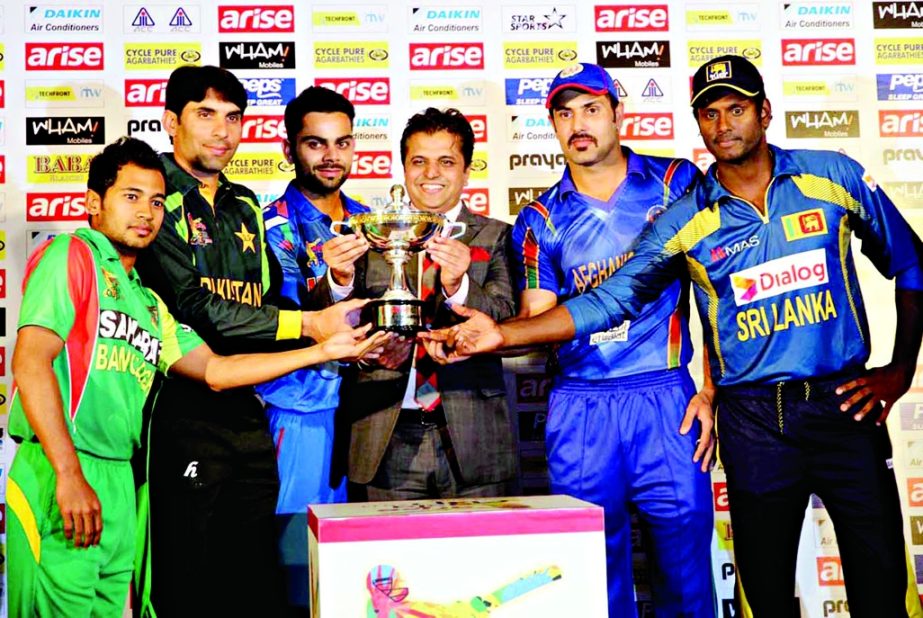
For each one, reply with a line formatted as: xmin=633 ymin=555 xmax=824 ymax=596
xmin=322 ymin=107 xmax=517 ymax=499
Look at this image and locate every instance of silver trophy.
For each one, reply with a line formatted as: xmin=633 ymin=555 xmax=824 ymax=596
xmin=330 ymin=184 xmax=466 ymax=332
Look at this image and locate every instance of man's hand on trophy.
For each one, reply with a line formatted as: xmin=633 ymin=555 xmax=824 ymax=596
xmin=368 ymin=335 xmax=415 ymax=370
xmin=323 ymin=233 xmax=369 ymax=286
xmin=321 ymin=324 xmax=391 ymax=363
xmin=303 ymin=298 xmax=369 ymax=341
xmin=417 ymin=305 xmax=505 ymax=364
xmin=423 ymin=236 xmax=470 ymax=296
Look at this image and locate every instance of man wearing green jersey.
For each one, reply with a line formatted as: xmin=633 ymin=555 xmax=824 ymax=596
xmin=6 ymin=137 xmax=382 ymax=617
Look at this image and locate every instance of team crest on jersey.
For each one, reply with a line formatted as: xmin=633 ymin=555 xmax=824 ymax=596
xmin=147 ymin=304 xmax=159 ymax=325
xmin=187 ymin=213 xmax=212 ymax=246
xmin=101 ymin=269 xmax=120 ymax=299
xmin=781 ymin=209 xmax=827 ymax=242
xmin=305 ymin=238 xmax=324 ymax=267
xmin=646 ymin=204 xmax=667 ymax=223
xmin=234 ymin=222 xmax=256 ymax=254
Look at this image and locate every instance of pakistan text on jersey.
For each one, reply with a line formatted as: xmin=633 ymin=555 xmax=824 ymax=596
xmin=200 ymin=277 xmax=263 ymax=306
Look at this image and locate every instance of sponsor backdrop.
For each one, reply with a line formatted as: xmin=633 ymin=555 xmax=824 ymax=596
xmin=0 ymin=1 xmax=921 ymax=616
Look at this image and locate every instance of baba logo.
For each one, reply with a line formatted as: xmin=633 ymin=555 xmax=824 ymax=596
xmin=785 ymin=110 xmax=860 ymax=138
xmin=503 ymin=6 xmax=574 ymax=32
xmin=781 ymin=39 xmax=855 ymax=65
xmin=27 ymin=6 xmax=103 ymax=33
xmin=877 ymin=73 xmax=923 ymax=101
xmin=879 ymin=110 xmax=923 ymax=136
xmin=461 ymin=188 xmax=489 ymax=215
xmin=781 ymin=209 xmax=828 ymax=241
xmin=26 ymin=193 xmax=87 ymax=221
xmin=596 ymin=40 xmax=670 ymax=68
xmin=351 ymin=151 xmax=391 ymax=179
xmin=27 ymin=116 xmax=105 ymax=145
xmin=594 ymin=5 xmax=669 ymax=31
xmin=505 ymin=77 xmax=553 ymax=105
xmin=28 ymin=154 xmax=93 ymax=184
xmin=26 ymin=42 xmax=104 ymax=70
xmin=873 ymin=1 xmax=923 ymax=28
xmin=241 ymin=77 xmax=295 ymax=108
xmin=240 ymin=115 xmax=286 ymax=143
xmin=315 ymin=78 xmax=390 ymax=105
xmin=125 ymin=79 xmax=168 ymax=107
xmin=409 ymin=43 xmax=484 ymax=70
xmin=218 ymin=5 xmax=294 ymax=32
xmin=620 ymin=113 xmax=673 ymax=140
xmin=220 ymin=42 xmax=295 ymax=69
xmin=730 ymin=249 xmax=829 ymax=306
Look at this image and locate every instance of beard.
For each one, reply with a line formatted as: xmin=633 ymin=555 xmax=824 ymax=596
xmin=295 ymin=164 xmax=348 ymax=197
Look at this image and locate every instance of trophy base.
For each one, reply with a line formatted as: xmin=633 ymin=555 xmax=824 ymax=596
xmin=365 ymin=299 xmax=425 ymax=333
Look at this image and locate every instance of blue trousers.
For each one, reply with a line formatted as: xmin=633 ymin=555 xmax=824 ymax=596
xmin=547 ymin=369 xmax=716 ymax=618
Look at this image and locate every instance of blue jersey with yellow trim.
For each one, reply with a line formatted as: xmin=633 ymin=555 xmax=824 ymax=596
xmin=565 ymin=146 xmax=923 ymax=386
xmin=256 ymin=182 xmax=369 ymax=411
xmin=512 ymin=148 xmax=700 ymax=380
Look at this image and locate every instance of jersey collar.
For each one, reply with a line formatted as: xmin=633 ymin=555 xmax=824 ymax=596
xmin=558 ymin=146 xmax=647 ymax=198
xmin=279 ymin=180 xmax=367 ymax=222
xmin=160 ymin=153 xmax=231 ymax=198
xmin=702 ymin=144 xmax=798 ymax=206
xmin=76 ymin=227 xmax=144 ymax=286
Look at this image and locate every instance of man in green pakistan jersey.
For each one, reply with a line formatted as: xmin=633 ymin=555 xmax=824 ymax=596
xmin=6 ymin=137 xmax=384 ymax=617
xmin=134 ymin=66 xmax=366 ymax=616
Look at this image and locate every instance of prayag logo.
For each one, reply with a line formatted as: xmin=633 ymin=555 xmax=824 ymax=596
xmin=781 ymin=208 xmax=827 ymax=241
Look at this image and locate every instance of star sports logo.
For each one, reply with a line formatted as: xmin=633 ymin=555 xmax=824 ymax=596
xmin=730 ymin=249 xmax=829 ymax=306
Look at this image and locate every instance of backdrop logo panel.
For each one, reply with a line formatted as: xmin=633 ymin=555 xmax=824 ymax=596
xmin=595 ymin=40 xmax=671 ymax=68
xmin=594 ymin=5 xmax=669 ymax=31
xmin=26 ymin=117 xmax=105 ymax=146
xmin=314 ymin=77 xmax=390 ymax=105
xmin=26 ymin=43 xmax=104 ymax=70
xmin=242 ymin=78 xmax=296 ymax=108
xmin=28 ymin=81 xmax=105 ymax=108
xmin=409 ymin=43 xmax=484 ymax=70
xmin=221 ymin=42 xmax=296 ymax=70
xmin=26 ymin=6 xmax=104 ymax=33
xmin=314 ymin=42 xmax=389 ymax=69
xmin=217 ymin=5 xmax=294 ymax=33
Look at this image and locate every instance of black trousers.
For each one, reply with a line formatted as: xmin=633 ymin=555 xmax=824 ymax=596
xmin=717 ymin=373 xmax=913 ymax=618
xmin=146 ymin=381 xmax=288 ymax=617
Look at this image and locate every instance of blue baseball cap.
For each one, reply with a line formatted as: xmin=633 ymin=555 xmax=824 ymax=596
xmin=545 ymin=63 xmax=619 ymax=110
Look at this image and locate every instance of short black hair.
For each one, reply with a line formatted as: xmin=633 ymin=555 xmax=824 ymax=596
xmin=88 ymin=136 xmax=165 ymax=199
xmin=284 ymin=86 xmax=355 ymax=142
xmin=400 ymin=108 xmax=474 ymax=168
xmin=164 ymin=65 xmax=248 ymax=116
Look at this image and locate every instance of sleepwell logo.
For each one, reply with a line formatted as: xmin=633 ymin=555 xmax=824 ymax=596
xmin=241 ymin=77 xmax=296 ymax=107
xmin=505 ymin=77 xmax=553 ymax=106
xmin=877 ymin=73 xmax=923 ymax=101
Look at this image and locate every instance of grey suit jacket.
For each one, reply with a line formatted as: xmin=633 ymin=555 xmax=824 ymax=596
xmin=335 ymin=205 xmax=518 ymax=486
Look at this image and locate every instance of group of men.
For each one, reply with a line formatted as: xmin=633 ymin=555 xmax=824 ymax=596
xmin=6 ymin=52 xmax=923 ymax=618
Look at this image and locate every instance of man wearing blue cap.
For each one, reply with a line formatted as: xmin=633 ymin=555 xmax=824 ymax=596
xmin=509 ymin=62 xmax=716 ymax=617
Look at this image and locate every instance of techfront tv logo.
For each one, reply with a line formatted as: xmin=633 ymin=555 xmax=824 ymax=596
xmin=730 ymin=249 xmax=829 ymax=306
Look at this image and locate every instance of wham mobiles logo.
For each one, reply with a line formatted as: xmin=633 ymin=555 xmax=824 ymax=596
xmin=873 ymin=1 xmax=923 ymax=28
xmin=124 ymin=79 xmax=168 ymax=107
xmin=241 ymin=77 xmax=296 ymax=107
xmin=594 ymin=5 xmax=669 ymax=31
xmin=26 ymin=43 xmax=104 ymax=70
xmin=26 ymin=193 xmax=87 ymax=222
xmin=240 ymin=115 xmax=286 ymax=143
xmin=781 ymin=39 xmax=856 ymax=65
xmin=877 ymin=73 xmax=923 ymax=101
xmin=314 ymin=77 xmax=390 ymax=104
xmin=595 ymin=40 xmax=671 ymax=68
xmin=220 ymin=42 xmax=295 ymax=69
xmin=785 ymin=110 xmax=860 ymax=138
xmin=879 ymin=110 xmax=923 ymax=136
xmin=218 ymin=5 xmax=294 ymax=32
xmin=409 ymin=43 xmax=484 ymax=70
xmin=26 ymin=116 xmax=105 ymax=145
xmin=730 ymin=249 xmax=829 ymax=306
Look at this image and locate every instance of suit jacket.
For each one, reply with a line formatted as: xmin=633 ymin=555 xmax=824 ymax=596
xmin=329 ymin=205 xmax=518 ymax=486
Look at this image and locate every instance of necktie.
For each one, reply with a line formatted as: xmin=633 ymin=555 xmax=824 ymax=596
xmin=414 ymin=253 xmax=441 ymax=411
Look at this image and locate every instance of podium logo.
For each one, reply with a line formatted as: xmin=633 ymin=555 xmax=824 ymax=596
xmin=596 ymin=40 xmax=670 ymax=68
xmin=351 ymin=152 xmax=392 ymax=179
xmin=621 ymin=113 xmax=673 ymax=140
xmin=240 ymin=115 xmax=286 ymax=143
xmin=27 ymin=193 xmax=87 ymax=222
xmin=26 ymin=43 xmax=104 ymax=70
xmin=218 ymin=6 xmax=294 ymax=32
xmin=782 ymin=39 xmax=855 ymax=65
xmin=874 ymin=1 xmax=923 ymax=28
xmin=27 ymin=116 xmax=105 ymax=146
xmin=730 ymin=249 xmax=828 ymax=306
xmin=220 ymin=42 xmax=295 ymax=70
xmin=461 ymin=188 xmax=489 ymax=215
xmin=786 ymin=110 xmax=860 ymax=138
xmin=595 ymin=5 xmax=669 ymax=31
xmin=880 ymin=110 xmax=923 ymax=136
xmin=817 ymin=557 xmax=844 ymax=586
xmin=315 ymin=78 xmax=390 ymax=105
xmin=409 ymin=43 xmax=484 ymax=70
xmin=242 ymin=78 xmax=295 ymax=108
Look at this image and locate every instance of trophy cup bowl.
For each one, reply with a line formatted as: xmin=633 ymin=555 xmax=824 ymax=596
xmin=330 ymin=186 xmax=466 ymax=333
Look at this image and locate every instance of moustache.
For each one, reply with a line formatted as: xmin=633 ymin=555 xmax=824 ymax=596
xmin=568 ymin=133 xmax=597 ymax=146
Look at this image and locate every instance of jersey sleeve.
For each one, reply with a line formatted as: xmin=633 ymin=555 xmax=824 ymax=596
xmin=263 ymin=212 xmax=308 ymax=306
xmin=666 ymin=159 xmax=702 ymax=203
xmin=839 ymin=156 xmax=923 ymax=290
xmin=153 ymin=292 xmax=205 ymax=374
xmin=511 ymin=202 xmax=561 ymax=294
xmin=18 ymin=235 xmax=82 ymax=340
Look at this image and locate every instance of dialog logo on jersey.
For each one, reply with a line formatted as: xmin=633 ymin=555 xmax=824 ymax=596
xmin=26 ymin=193 xmax=87 ymax=222
xmin=218 ymin=5 xmax=294 ymax=32
xmin=880 ymin=110 xmax=923 ymax=136
xmin=781 ymin=39 xmax=855 ymax=66
xmin=26 ymin=42 xmax=104 ymax=70
xmin=409 ymin=43 xmax=484 ymax=70
xmin=124 ymin=79 xmax=168 ymax=107
xmin=315 ymin=77 xmax=390 ymax=105
xmin=595 ymin=5 xmax=669 ymax=31
xmin=596 ymin=40 xmax=670 ymax=68
xmin=241 ymin=77 xmax=295 ymax=108
xmin=873 ymin=1 xmax=923 ymax=28
xmin=220 ymin=42 xmax=295 ymax=70
xmin=730 ymin=249 xmax=829 ymax=306
xmin=781 ymin=208 xmax=828 ymax=241
xmin=26 ymin=116 xmax=105 ymax=145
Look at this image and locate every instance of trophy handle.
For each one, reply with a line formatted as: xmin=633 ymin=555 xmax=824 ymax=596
xmin=329 ymin=220 xmax=354 ymax=236
xmin=442 ymin=221 xmax=467 ymax=240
